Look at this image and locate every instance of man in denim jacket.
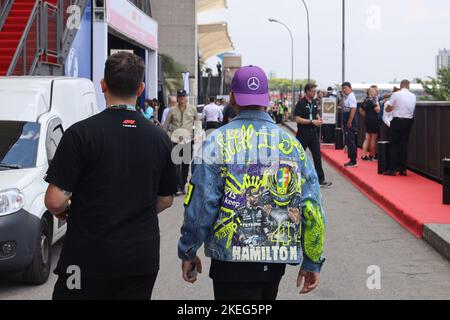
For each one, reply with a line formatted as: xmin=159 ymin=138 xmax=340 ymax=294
xmin=178 ymin=66 xmax=326 ymax=300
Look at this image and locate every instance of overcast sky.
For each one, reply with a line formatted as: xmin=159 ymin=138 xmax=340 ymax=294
xmin=198 ymin=0 xmax=450 ymax=88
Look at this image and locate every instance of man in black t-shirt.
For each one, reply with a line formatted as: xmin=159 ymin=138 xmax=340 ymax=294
xmin=294 ymin=83 xmax=332 ymax=188
xmin=44 ymin=52 xmax=178 ymax=300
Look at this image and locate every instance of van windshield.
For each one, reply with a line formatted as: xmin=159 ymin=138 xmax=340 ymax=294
xmin=0 ymin=121 xmax=41 ymax=170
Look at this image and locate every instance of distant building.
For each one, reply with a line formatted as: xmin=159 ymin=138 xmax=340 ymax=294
xmin=436 ymin=49 xmax=450 ymax=74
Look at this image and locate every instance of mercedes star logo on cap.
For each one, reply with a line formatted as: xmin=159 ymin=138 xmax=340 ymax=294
xmin=247 ymin=77 xmax=261 ymax=91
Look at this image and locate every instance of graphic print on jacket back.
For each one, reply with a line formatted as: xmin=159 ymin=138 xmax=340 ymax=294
xmin=214 ymin=161 xmax=304 ymax=263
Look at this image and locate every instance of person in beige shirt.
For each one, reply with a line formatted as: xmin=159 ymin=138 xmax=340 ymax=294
xmin=163 ymin=89 xmax=202 ymax=195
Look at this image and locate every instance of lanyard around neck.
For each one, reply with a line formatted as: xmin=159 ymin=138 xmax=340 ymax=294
xmin=109 ymin=104 xmax=137 ymax=112
xmin=305 ymin=100 xmax=314 ymax=120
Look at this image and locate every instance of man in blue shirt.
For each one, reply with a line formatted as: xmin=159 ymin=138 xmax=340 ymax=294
xmin=178 ymin=66 xmax=326 ymax=300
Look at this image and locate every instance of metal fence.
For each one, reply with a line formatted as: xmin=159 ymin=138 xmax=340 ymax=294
xmin=356 ymin=101 xmax=450 ymax=182
xmin=408 ymin=102 xmax=450 ymax=182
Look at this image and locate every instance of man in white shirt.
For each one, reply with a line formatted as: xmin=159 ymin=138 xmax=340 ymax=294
xmin=342 ymin=82 xmax=358 ymax=168
xmin=161 ymin=96 xmax=176 ymax=127
xmin=202 ymin=97 xmax=223 ymax=131
xmin=384 ymin=80 xmax=417 ymax=176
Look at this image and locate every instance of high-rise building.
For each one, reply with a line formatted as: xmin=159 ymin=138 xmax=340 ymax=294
xmin=436 ymin=49 xmax=450 ymax=74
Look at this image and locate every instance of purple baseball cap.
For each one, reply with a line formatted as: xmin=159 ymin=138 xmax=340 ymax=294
xmin=231 ymin=65 xmax=270 ymax=107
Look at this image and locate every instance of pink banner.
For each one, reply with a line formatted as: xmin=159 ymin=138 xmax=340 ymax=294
xmin=107 ymin=0 xmax=158 ymax=50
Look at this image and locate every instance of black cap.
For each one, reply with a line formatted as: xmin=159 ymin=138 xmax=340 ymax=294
xmin=177 ymin=89 xmax=187 ymax=97
xmin=327 ymin=87 xmax=333 ymax=91
xmin=246 ymin=188 xmax=260 ymax=197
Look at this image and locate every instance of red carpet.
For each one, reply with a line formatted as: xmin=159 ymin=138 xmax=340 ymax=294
xmin=321 ymin=147 xmax=450 ymax=238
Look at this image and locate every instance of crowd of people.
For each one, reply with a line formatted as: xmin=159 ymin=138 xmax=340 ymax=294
xmin=43 ymin=52 xmax=326 ymax=300
xmin=136 ymin=77 xmax=417 ymax=195
xmin=43 ymin=50 xmax=416 ymax=301
xmin=339 ymin=81 xmax=417 ymax=176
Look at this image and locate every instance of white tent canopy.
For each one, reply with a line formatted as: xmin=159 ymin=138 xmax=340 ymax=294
xmin=198 ymin=22 xmax=234 ymax=61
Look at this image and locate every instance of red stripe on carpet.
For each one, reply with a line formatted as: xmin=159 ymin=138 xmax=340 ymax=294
xmin=321 ymin=148 xmax=450 ymax=238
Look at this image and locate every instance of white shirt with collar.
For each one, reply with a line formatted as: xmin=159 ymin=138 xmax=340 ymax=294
xmin=387 ymin=88 xmax=416 ymax=119
xmin=203 ymin=103 xmax=224 ymax=123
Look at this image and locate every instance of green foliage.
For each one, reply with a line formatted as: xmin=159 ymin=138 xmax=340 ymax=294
xmin=160 ymin=53 xmax=186 ymax=95
xmin=269 ymin=78 xmax=316 ymax=91
xmin=417 ymin=67 xmax=450 ymax=101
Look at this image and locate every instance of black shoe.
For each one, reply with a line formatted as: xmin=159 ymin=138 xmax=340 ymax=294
xmin=399 ymin=171 xmax=407 ymax=176
xmin=361 ymin=156 xmax=371 ymax=161
xmin=344 ymin=161 xmax=358 ymax=168
xmin=383 ymin=171 xmax=397 ymax=176
xmin=320 ymin=181 xmax=333 ymax=188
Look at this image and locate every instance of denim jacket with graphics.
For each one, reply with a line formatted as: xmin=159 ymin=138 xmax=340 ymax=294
xmin=178 ymin=110 xmax=326 ymax=273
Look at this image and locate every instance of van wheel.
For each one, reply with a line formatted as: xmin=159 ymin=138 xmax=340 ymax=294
xmin=23 ymin=218 xmax=52 ymax=285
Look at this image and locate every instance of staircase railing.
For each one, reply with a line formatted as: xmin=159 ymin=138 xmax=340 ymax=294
xmin=7 ymin=0 xmax=88 ymax=76
xmin=0 ymin=0 xmax=14 ymax=31
xmin=41 ymin=1 xmax=61 ymax=63
xmin=7 ymin=0 xmax=41 ymax=75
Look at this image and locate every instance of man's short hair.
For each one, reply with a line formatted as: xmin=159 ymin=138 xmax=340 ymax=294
xmin=104 ymin=52 xmax=145 ymax=98
xmin=400 ymin=79 xmax=410 ymax=88
xmin=304 ymin=83 xmax=317 ymax=93
xmin=342 ymin=82 xmax=352 ymax=89
xmin=209 ymin=97 xmax=216 ymax=103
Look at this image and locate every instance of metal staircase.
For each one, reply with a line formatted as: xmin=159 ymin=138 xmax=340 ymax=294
xmin=0 ymin=0 xmax=89 ymax=76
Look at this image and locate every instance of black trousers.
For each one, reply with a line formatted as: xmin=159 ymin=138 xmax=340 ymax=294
xmin=389 ymin=117 xmax=413 ymax=173
xmin=174 ymin=142 xmax=193 ymax=191
xmin=379 ymin=121 xmax=390 ymax=142
xmin=53 ymin=273 xmax=158 ymax=300
xmin=206 ymin=121 xmax=220 ymax=131
xmin=297 ymin=128 xmax=325 ymax=184
xmin=213 ymin=279 xmax=282 ymax=300
xmin=344 ymin=126 xmax=357 ymax=162
xmin=275 ymin=114 xmax=283 ymax=124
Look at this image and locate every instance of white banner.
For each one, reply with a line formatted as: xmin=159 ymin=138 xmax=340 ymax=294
xmin=183 ymin=72 xmax=190 ymax=95
xmin=322 ymin=97 xmax=337 ymax=125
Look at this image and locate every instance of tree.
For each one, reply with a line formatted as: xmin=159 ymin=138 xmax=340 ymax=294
xmin=269 ymin=78 xmax=315 ymax=92
xmin=160 ymin=53 xmax=186 ymax=95
xmin=417 ymin=67 xmax=450 ymax=101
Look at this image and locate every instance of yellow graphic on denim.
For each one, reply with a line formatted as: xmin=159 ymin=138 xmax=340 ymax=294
xmin=303 ymin=200 xmax=325 ymax=263
xmin=214 ymin=208 xmax=241 ymax=249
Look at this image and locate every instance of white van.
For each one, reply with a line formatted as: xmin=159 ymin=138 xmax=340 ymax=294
xmin=0 ymin=77 xmax=98 ymax=285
